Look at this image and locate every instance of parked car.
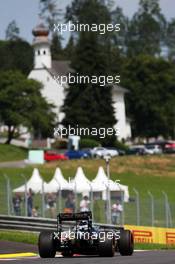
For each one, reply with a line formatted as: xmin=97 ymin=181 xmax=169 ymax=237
xmin=164 ymin=141 xmax=175 ymax=153
xmin=107 ymin=148 xmax=126 ymax=156
xmin=91 ymin=147 xmax=119 ymax=158
xmin=65 ymin=149 xmax=91 ymax=159
xmin=106 ymin=147 xmax=120 ymax=156
xmin=126 ymin=145 xmax=147 ymax=155
xmin=145 ymin=144 xmax=163 ymax=154
xmin=44 ymin=151 xmax=68 ymax=161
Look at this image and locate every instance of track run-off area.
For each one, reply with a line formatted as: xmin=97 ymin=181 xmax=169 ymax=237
xmin=0 ymin=241 xmax=175 ymax=264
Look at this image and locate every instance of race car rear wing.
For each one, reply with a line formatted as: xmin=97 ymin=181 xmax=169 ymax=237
xmin=58 ymin=211 xmax=92 ymax=223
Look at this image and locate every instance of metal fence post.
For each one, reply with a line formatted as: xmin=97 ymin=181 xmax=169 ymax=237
xmin=162 ymin=191 xmax=169 ymax=228
xmin=167 ymin=203 xmax=173 ymax=228
xmin=105 ymin=156 xmax=112 ymax=224
xmin=74 ymin=182 xmax=78 ymax=213
xmin=162 ymin=191 xmax=173 ymax=228
xmin=133 ymin=188 xmax=140 ymax=226
xmin=58 ymin=184 xmax=62 ymax=213
xmin=4 ymin=174 xmax=11 ymax=215
xmin=42 ymin=180 xmax=45 ymax=218
xmin=115 ymin=180 xmax=124 ymax=226
xmin=88 ymin=182 xmax=93 ymax=219
xmin=121 ymin=189 xmax=125 ymax=225
xmin=148 ymin=191 xmax=154 ymax=227
xmin=54 ymin=178 xmax=62 ymax=213
xmin=21 ymin=174 xmax=28 ymax=216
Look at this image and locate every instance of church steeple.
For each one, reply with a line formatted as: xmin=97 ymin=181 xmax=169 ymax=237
xmin=32 ymin=22 xmax=52 ymax=69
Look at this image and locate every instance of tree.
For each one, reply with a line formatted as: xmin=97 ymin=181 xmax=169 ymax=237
xmin=51 ymin=33 xmax=63 ymax=60
xmin=62 ymin=0 xmax=116 ymax=145
xmin=0 ymin=71 xmax=56 ymax=144
xmin=109 ymin=6 xmax=128 ymax=74
xmin=39 ymin=0 xmax=63 ymax=60
xmin=127 ymin=0 xmax=166 ymax=57
xmin=111 ymin=6 xmax=129 ymax=54
xmin=122 ymin=55 xmax=175 ymax=138
xmin=63 ymin=35 xmax=75 ymax=61
xmin=39 ymin=0 xmax=61 ymax=29
xmin=0 ymin=39 xmax=33 ymax=75
xmin=5 ymin=20 xmax=20 ymax=40
xmin=166 ymin=19 xmax=175 ymax=60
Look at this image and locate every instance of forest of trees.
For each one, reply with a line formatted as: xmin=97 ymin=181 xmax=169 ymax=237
xmin=0 ymin=0 xmax=175 ymax=144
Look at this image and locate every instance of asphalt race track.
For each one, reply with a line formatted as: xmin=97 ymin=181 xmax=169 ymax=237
xmin=0 ymin=241 xmax=175 ymax=264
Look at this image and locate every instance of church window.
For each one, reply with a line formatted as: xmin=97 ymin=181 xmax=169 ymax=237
xmin=38 ymin=50 xmax=40 ymax=55
xmin=43 ymin=50 xmax=46 ymax=55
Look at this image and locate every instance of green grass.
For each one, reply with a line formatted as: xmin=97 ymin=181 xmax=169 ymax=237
xmin=134 ymin=243 xmax=175 ymax=250
xmin=0 ymin=144 xmax=27 ymax=162
xmin=0 ymin=230 xmax=174 ymax=250
xmin=0 ymin=152 xmax=175 ymax=225
xmin=0 ymin=230 xmax=38 ymax=245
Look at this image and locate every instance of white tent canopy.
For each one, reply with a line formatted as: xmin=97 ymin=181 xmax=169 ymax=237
xmin=91 ymin=166 xmax=129 ymax=202
xmin=70 ymin=167 xmax=91 ymax=193
xmin=91 ymin=166 xmax=108 ymax=191
xmin=13 ymin=166 xmax=129 ymax=201
xmin=44 ymin=168 xmax=71 ymax=193
xmin=13 ymin=168 xmax=45 ymax=193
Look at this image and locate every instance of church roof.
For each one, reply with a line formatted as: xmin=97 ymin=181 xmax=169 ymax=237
xmin=50 ymin=60 xmax=72 ymax=76
xmin=32 ymin=23 xmax=49 ymax=37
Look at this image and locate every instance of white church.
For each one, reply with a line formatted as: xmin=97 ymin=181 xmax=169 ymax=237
xmin=28 ymin=23 xmax=131 ymax=141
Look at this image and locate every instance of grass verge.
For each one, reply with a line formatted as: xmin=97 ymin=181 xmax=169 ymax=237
xmin=0 ymin=144 xmax=27 ymax=162
xmin=134 ymin=243 xmax=175 ymax=250
xmin=0 ymin=230 xmax=38 ymax=245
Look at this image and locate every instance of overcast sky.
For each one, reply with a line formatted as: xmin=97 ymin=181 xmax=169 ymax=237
xmin=1 ymin=0 xmax=175 ymax=44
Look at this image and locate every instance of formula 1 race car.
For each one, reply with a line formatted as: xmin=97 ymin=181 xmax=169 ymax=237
xmin=38 ymin=211 xmax=134 ymax=258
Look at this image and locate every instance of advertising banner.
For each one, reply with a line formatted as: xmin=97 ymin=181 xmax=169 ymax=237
xmin=125 ymin=225 xmax=175 ymax=245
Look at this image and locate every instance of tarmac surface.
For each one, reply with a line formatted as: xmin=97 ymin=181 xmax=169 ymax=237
xmin=0 ymin=160 xmax=26 ymax=168
xmin=0 ymin=241 xmax=175 ymax=264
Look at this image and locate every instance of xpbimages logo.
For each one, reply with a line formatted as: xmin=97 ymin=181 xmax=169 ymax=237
xmin=53 ymin=21 xmax=120 ymax=35
xmin=53 ymin=230 xmax=121 ymax=242
xmin=54 ymin=125 xmax=119 ymax=139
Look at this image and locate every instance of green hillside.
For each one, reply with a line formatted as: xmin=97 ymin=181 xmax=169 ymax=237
xmin=0 ymin=144 xmax=27 ymax=162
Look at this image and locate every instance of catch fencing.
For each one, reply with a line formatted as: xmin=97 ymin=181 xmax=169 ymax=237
xmin=0 ymin=175 xmax=174 ymax=228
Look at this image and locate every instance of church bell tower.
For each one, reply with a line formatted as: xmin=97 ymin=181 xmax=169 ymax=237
xmin=32 ymin=23 xmax=52 ymax=69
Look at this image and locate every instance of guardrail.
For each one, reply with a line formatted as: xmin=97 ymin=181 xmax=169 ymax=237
xmin=0 ymin=215 xmax=119 ymax=232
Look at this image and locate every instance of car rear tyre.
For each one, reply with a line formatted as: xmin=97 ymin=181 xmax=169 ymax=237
xmin=38 ymin=231 xmax=56 ymax=258
xmin=99 ymin=234 xmax=115 ymax=257
xmin=118 ymin=230 xmax=134 ymax=256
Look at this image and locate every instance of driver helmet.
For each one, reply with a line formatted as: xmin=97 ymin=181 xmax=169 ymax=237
xmin=78 ymin=220 xmax=88 ymax=231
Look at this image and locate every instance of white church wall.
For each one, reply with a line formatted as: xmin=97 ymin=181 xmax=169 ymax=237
xmin=113 ymin=90 xmax=128 ymax=140
xmin=126 ymin=120 xmax=132 ymax=139
xmin=28 ymin=69 xmax=65 ymax=123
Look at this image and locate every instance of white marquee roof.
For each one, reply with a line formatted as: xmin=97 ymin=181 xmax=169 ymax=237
xmin=44 ymin=168 xmax=71 ymax=193
xmin=91 ymin=166 xmax=129 ymax=201
xmin=13 ymin=167 xmax=129 ymax=201
xmin=70 ymin=167 xmax=91 ymax=193
xmin=13 ymin=168 xmax=45 ymax=193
